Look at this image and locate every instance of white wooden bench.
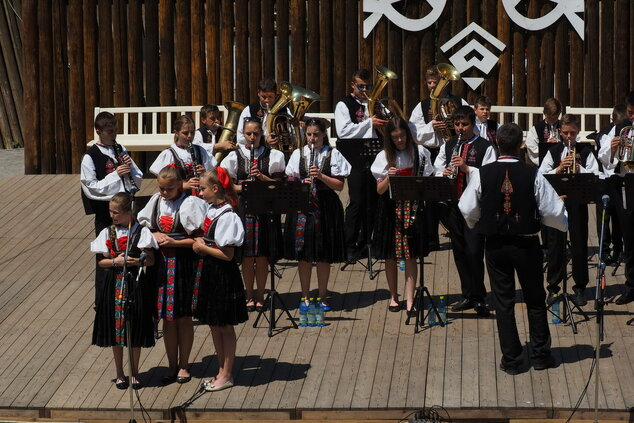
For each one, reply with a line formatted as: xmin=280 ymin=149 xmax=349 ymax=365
xmin=87 ymin=105 xmax=611 ymax=151
xmin=87 ymin=106 xmax=339 ymax=151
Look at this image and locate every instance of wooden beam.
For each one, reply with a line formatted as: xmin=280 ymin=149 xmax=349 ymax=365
xmin=319 ymin=0 xmax=333 ymax=111
xmin=276 ymin=0 xmax=289 ymax=82
xmin=191 ymin=0 xmax=207 ymax=106
xmin=83 ymin=0 xmax=98 ymax=140
xmin=332 ymin=0 xmax=345 ymax=104
xmin=205 ymin=0 xmax=221 ymax=103
xmin=306 ymin=0 xmax=320 ymax=93
xmin=175 ymin=0 xmax=191 ymax=105
xmin=235 ymin=0 xmax=249 ymax=102
xmin=290 ymin=0 xmax=306 ymax=86
xmin=68 ymin=0 xmax=85 ymax=172
xmin=38 ymin=0 xmax=55 ymax=172
xmin=261 ymin=0 xmax=275 ymax=82
xmin=584 ymin=0 xmax=599 ymax=107
xmin=599 ymin=0 xmax=614 ymax=107
xmin=98 ymin=0 xmax=113 ymax=107
xmin=220 ymin=0 xmax=235 ymax=101
xmin=112 ymin=0 xmax=129 ymax=107
xmin=344 ymin=0 xmax=358 ymax=84
xmin=23 ymin=0 xmax=40 ymax=173
xmin=249 ymin=0 xmax=263 ymax=99
xmin=159 ymin=0 xmax=175 ymax=110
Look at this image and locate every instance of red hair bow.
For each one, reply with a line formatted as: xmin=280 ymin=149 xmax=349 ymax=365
xmin=167 ymin=163 xmax=178 ymax=169
xmin=217 ymin=166 xmax=230 ymax=189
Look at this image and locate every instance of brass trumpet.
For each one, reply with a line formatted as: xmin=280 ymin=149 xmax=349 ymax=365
xmin=617 ymin=125 xmax=634 ymax=171
xmin=214 ymin=101 xmax=246 ymax=164
xmin=564 ymin=140 xmax=577 ymax=174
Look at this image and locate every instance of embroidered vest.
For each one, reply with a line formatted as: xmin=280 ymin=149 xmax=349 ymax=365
xmin=236 ymin=146 xmax=272 ymax=182
xmin=443 ymin=136 xmax=490 ymax=168
xmin=479 ymin=161 xmax=541 ymax=236
xmin=298 ymin=147 xmax=333 ymax=190
xmin=169 ymin=145 xmax=205 ymax=180
xmin=151 ymin=195 xmax=189 ymax=237
xmin=81 ymin=145 xmax=118 ymax=215
xmin=108 ymin=223 xmax=143 ymax=258
xmin=548 ymin=142 xmax=593 ymax=170
xmin=341 ymin=95 xmax=366 ymax=124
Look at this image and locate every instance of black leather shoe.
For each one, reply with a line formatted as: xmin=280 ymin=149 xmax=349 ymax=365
xmin=177 ymin=375 xmax=192 ymax=384
xmin=572 ymin=288 xmax=587 ymax=307
xmin=602 ymin=254 xmax=615 ymax=266
xmin=451 ymin=298 xmax=474 ymax=312
xmin=474 ymin=302 xmax=491 ymax=317
xmin=115 ymin=377 xmax=129 ymax=390
xmin=615 ymin=289 xmax=634 ymax=305
xmin=388 ymin=303 xmax=401 ymax=312
xmin=533 ymin=355 xmax=557 ymax=371
xmin=499 ymin=362 xmax=522 ymax=375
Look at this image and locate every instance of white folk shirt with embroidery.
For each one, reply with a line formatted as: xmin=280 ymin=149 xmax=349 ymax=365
xmin=370 ymin=145 xmax=435 ymax=181
xmin=285 ymin=145 xmax=352 ymax=179
xmin=149 ymin=143 xmax=216 ymax=176
xmin=90 ymin=224 xmax=159 ymax=255
xmin=538 ymin=143 xmax=600 ymax=176
xmin=201 ymin=202 xmax=245 ymax=247
xmin=80 ymin=144 xmax=143 ymax=201
xmin=458 ymin=158 xmax=568 ymax=233
xmin=137 ymin=192 xmax=206 ymax=234
xmin=222 ymin=144 xmax=286 ymax=181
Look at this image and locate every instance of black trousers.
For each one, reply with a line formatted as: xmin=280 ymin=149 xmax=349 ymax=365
xmin=438 ymin=203 xmax=486 ymax=302
xmin=596 ymin=181 xmax=623 ymax=257
xmin=486 ymin=235 xmax=551 ymax=368
xmin=344 ymin=167 xmax=378 ymax=257
xmin=546 ymin=203 xmax=589 ymax=292
xmin=608 ymin=177 xmax=634 ymax=290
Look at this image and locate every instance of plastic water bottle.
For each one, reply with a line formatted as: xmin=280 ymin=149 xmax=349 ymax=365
xmin=315 ymin=297 xmax=325 ymax=327
xmin=298 ymin=297 xmax=308 ymax=327
xmin=307 ymin=298 xmax=317 ymax=327
xmin=398 ymin=259 xmax=405 ymax=271
xmin=438 ymin=296 xmax=447 ymax=325
xmin=428 ymin=303 xmax=437 ymax=326
xmin=551 ymin=294 xmax=561 ymax=324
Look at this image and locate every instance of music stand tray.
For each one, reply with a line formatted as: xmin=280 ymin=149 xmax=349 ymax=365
xmin=242 ymin=180 xmax=309 ymax=337
xmin=544 ymin=173 xmax=598 ymax=333
xmin=336 ymin=138 xmax=383 ymax=279
xmin=389 ymin=175 xmax=457 ymax=333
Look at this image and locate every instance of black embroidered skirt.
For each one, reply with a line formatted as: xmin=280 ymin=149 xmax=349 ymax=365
xmin=283 ymin=189 xmax=347 ymax=263
xmin=155 ymin=247 xmax=196 ymax=320
xmin=194 ymin=256 xmax=248 ymax=326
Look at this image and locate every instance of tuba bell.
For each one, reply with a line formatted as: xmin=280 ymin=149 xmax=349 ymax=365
xmin=617 ymin=125 xmax=634 ymax=171
xmin=214 ymin=101 xmax=246 ymax=164
xmin=429 ymin=63 xmax=461 ymax=143
xmin=266 ymin=81 xmax=321 ymax=153
xmin=366 ymin=65 xmax=407 ymax=138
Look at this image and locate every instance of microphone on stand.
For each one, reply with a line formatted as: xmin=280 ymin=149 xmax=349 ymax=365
xmin=601 ymin=194 xmax=610 ymax=209
xmin=137 ymin=251 xmax=148 ymax=283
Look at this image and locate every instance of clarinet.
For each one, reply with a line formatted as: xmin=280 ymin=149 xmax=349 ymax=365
xmin=112 ymin=141 xmax=139 ymax=194
xmin=188 ymin=144 xmax=201 ymax=196
xmin=409 ymin=147 xmax=425 ymax=225
xmin=447 ymin=133 xmax=463 ymax=179
xmin=309 ymin=142 xmax=316 ymax=188
xmin=249 ymin=140 xmax=256 ymax=181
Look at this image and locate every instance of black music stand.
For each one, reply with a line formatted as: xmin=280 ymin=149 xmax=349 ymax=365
xmin=389 ymin=176 xmax=456 ymax=332
xmin=337 ymin=138 xmax=383 ymax=279
xmin=242 ymin=180 xmax=309 ymax=337
xmin=544 ymin=173 xmax=597 ymax=333
xmin=611 ymin=173 xmax=634 ymax=275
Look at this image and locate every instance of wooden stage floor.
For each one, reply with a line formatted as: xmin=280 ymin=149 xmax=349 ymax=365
xmin=0 ymin=175 xmax=632 ymax=422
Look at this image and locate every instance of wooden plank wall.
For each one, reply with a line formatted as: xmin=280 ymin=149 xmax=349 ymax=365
xmin=19 ymin=0 xmax=634 ymax=173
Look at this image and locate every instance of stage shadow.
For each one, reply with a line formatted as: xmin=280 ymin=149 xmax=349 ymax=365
xmin=551 ymin=342 xmax=613 ymax=363
xmin=276 ymin=288 xmax=391 ymax=312
xmin=203 ymin=354 xmax=310 ymax=387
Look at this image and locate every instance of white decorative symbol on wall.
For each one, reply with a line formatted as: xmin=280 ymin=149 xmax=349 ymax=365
xmin=440 ymin=23 xmax=506 ymax=90
xmin=502 ymin=0 xmax=584 ymax=40
xmin=362 ymin=0 xmax=447 ymax=39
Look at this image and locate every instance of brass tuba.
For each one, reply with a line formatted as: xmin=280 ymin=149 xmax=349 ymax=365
xmin=617 ymin=125 xmax=634 ymax=171
xmin=214 ymin=101 xmax=246 ymax=164
xmin=366 ymin=65 xmax=407 ymax=138
xmin=429 ymin=63 xmax=461 ymax=142
xmin=266 ymin=81 xmax=321 ymax=153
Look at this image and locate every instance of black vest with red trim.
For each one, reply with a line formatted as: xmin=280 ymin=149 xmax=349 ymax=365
xmin=340 ymin=95 xmax=367 ymax=124
xmin=547 ymin=142 xmax=593 ymax=170
xmin=443 ymin=136 xmax=490 ymax=169
xmin=479 ymin=161 xmax=541 ymax=236
xmin=236 ymin=146 xmax=273 ymax=182
xmin=81 ymin=145 xmax=118 ymax=215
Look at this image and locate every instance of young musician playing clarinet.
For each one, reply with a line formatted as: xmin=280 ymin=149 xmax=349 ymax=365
xmin=598 ymin=91 xmax=634 ymax=305
xmin=222 ymin=117 xmax=286 ymax=313
xmin=284 ymin=118 xmax=351 ymax=310
xmin=334 ymin=69 xmax=388 ymax=261
xmin=434 ymin=105 xmax=497 ymax=316
xmin=81 ymin=112 xmax=143 ymax=235
xmin=459 ymin=123 xmax=567 ymax=375
xmin=539 ymin=114 xmax=600 ymax=307
xmin=150 ymin=115 xmax=216 ymax=196
xmin=371 ymin=118 xmax=434 ymax=314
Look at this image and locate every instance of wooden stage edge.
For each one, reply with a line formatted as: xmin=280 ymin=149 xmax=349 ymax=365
xmin=0 ymin=407 xmax=632 ymax=422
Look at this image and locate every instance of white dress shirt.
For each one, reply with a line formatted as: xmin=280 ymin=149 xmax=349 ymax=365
xmin=80 ymin=144 xmax=143 ymax=201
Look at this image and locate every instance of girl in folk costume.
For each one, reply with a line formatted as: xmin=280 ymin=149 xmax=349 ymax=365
xmin=371 ymin=118 xmax=435 ymax=314
xmin=90 ymin=192 xmax=158 ymax=390
xmin=222 ymin=117 xmax=286 ymax=312
xmin=193 ymin=167 xmax=248 ymax=392
xmin=137 ymin=165 xmax=206 ymax=384
xmin=149 ymin=115 xmax=216 ymax=196
xmin=284 ymin=118 xmax=351 ymax=310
